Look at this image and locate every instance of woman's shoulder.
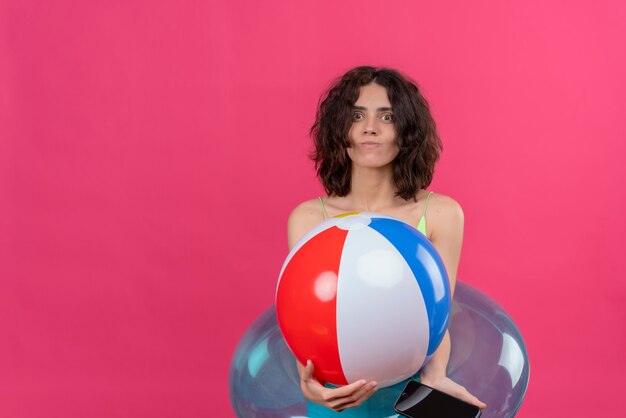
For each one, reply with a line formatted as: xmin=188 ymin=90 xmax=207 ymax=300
xmin=287 ymin=198 xmax=326 ymax=249
xmin=423 ymin=191 xmax=464 ymax=237
xmin=425 ymin=191 xmax=463 ymax=215
xmin=288 ymin=197 xmax=325 ymax=221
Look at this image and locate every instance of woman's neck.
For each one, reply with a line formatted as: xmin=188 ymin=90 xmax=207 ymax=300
xmin=346 ymin=164 xmax=400 ymax=211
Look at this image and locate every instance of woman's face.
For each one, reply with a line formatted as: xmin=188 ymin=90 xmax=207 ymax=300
xmin=347 ymin=82 xmax=399 ymax=169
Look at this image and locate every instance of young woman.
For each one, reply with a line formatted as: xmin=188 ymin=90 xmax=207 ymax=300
xmin=287 ymin=66 xmax=486 ymax=416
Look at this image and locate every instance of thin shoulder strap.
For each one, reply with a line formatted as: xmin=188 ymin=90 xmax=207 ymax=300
xmin=421 ymin=191 xmax=434 ymax=218
xmin=417 ymin=191 xmax=434 ymax=236
xmin=318 ymin=196 xmax=328 ymax=220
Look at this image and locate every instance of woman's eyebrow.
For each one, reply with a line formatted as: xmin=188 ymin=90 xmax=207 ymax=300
xmin=352 ymin=105 xmax=393 ymax=111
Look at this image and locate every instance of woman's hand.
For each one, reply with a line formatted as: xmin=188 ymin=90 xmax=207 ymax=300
xmin=419 ymin=373 xmax=487 ymax=409
xmin=299 ymin=360 xmax=378 ymax=412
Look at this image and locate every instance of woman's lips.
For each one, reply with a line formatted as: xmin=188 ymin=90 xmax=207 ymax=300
xmin=360 ymin=142 xmax=381 ymax=149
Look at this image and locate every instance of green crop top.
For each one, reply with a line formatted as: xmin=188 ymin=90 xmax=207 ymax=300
xmin=318 ymin=191 xmax=434 ymax=237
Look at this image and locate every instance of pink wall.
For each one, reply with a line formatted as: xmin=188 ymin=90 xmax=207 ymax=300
xmin=1 ymin=0 xmax=625 ymax=417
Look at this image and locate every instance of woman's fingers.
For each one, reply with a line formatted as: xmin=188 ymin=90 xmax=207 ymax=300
xmin=321 ymin=379 xmax=368 ymax=401
xmin=328 ymin=381 xmax=378 ymax=411
xmin=461 ymin=392 xmax=487 ymax=409
xmin=300 ymin=359 xmax=380 ymax=411
xmin=422 ymin=376 xmax=487 ymax=410
xmin=301 ymin=360 xmax=315 ymax=380
xmin=451 ymin=384 xmax=487 ymax=409
xmin=452 ymin=382 xmax=487 ymax=409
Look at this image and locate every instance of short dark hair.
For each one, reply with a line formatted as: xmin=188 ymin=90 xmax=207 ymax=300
xmin=309 ymin=66 xmax=442 ymax=200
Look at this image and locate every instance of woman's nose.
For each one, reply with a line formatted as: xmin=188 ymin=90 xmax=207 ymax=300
xmin=363 ymin=119 xmax=378 ymax=135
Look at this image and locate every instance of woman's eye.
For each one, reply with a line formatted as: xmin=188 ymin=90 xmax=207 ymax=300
xmin=382 ymin=114 xmax=393 ymax=121
xmin=353 ymin=112 xmax=363 ymax=121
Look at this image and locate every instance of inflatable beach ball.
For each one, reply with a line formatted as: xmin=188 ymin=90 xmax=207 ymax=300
xmin=275 ymin=212 xmax=451 ymax=388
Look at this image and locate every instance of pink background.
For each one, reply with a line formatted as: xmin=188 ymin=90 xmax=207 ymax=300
xmin=1 ymin=0 xmax=625 ymax=417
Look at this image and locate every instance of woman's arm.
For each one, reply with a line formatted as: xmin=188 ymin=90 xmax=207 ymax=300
xmin=419 ymin=196 xmax=486 ymax=409
xmin=287 ymin=201 xmax=378 ymax=412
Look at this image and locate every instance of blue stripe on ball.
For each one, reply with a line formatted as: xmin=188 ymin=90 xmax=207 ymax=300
xmin=368 ymin=217 xmax=451 ymax=356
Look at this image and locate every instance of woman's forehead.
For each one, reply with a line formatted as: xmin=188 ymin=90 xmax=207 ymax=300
xmin=354 ymin=83 xmax=392 ymax=108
